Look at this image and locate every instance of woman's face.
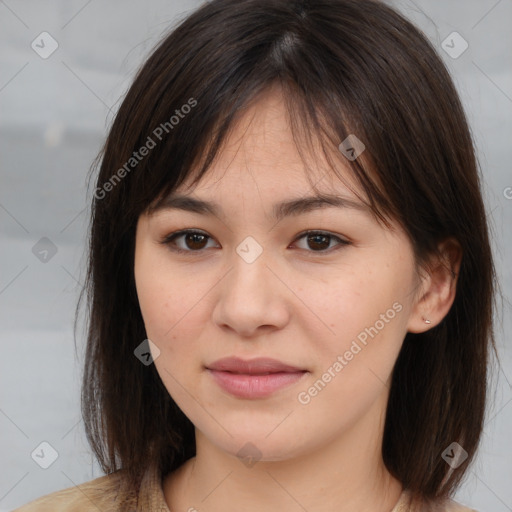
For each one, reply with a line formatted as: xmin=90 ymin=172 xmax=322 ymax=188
xmin=134 ymin=88 xmax=423 ymax=462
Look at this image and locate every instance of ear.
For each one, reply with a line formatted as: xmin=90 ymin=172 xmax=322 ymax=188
xmin=407 ymin=238 xmax=462 ymax=333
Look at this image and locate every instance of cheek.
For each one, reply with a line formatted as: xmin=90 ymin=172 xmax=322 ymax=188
xmin=293 ymin=275 xmax=410 ymax=432
xmin=306 ymin=252 xmax=415 ymax=369
xmin=134 ymin=248 xmax=212 ymax=365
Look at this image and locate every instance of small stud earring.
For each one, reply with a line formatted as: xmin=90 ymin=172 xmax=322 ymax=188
xmin=423 ymin=317 xmax=431 ymax=324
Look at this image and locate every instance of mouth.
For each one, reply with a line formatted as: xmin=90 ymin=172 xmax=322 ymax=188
xmin=206 ymin=357 xmax=308 ymax=399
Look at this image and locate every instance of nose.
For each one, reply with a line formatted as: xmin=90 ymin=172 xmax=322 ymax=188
xmin=211 ymin=248 xmax=291 ymax=338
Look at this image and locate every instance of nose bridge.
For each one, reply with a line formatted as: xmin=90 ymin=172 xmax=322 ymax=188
xmin=228 ymin=235 xmax=273 ymax=303
xmin=212 ymin=235 xmax=289 ymax=334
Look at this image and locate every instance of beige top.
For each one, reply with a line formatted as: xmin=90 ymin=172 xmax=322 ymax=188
xmin=13 ymin=463 xmax=478 ymax=512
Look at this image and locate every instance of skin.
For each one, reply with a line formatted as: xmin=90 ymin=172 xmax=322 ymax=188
xmin=134 ymin=86 xmax=461 ymax=512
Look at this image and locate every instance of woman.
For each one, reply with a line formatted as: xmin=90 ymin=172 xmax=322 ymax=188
xmin=16 ymin=0 xmax=496 ymax=510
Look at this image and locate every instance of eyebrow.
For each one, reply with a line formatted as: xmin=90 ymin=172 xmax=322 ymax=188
xmin=150 ymin=192 xmax=370 ymax=221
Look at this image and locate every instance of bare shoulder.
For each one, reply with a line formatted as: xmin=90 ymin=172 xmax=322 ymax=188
xmin=12 ymin=470 xmax=135 ymax=512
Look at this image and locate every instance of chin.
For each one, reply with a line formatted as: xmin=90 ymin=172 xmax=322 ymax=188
xmin=206 ymin=427 xmax=311 ymax=465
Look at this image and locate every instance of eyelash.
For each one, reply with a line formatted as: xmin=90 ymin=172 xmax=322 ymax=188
xmin=159 ymin=229 xmax=350 ymax=256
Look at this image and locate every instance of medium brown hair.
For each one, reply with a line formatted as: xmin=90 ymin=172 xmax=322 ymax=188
xmin=78 ymin=0 xmax=496 ymax=507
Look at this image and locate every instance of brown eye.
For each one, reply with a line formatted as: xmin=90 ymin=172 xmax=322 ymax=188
xmin=293 ymin=231 xmax=349 ymax=253
xmin=183 ymin=232 xmax=209 ymax=250
xmin=306 ymin=233 xmax=331 ymax=251
xmin=160 ymin=230 xmax=218 ymax=253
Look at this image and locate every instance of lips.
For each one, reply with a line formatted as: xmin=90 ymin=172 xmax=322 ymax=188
xmin=206 ymin=357 xmax=308 ymax=399
xmin=207 ymin=357 xmax=305 ymax=375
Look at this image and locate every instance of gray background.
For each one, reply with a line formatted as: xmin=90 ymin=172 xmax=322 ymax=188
xmin=1 ymin=1 xmax=511 ymax=510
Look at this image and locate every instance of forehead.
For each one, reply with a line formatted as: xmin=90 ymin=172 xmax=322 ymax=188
xmin=175 ymin=86 xmax=361 ymax=200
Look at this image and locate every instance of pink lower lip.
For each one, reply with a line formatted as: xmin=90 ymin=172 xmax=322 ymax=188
xmin=207 ymin=369 xmax=307 ymax=399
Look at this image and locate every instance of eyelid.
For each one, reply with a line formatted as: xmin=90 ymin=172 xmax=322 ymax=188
xmin=159 ymin=228 xmax=350 ymax=255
